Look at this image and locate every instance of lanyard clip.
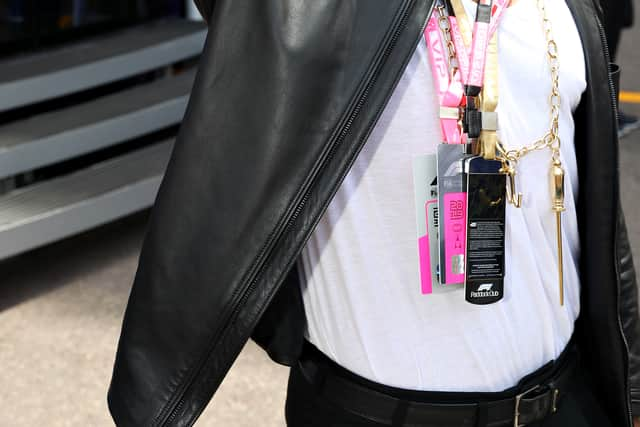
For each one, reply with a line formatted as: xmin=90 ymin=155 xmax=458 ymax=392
xmin=464 ymin=96 xmax=482 ymax=139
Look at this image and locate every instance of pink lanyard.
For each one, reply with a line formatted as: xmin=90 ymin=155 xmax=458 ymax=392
xmin=424 ymin=0 xmax=509 ymax=144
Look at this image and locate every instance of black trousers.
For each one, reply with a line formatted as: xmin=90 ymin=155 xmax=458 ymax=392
xmin=285 ymin=342 xmax=614 ymax=427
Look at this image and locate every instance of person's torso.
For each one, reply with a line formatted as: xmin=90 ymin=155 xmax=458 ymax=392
xmin=298 ymin=0 xmax=587 ymax=392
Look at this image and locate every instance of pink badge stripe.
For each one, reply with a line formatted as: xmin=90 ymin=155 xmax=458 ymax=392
xmin=418 ymin=234 xmax=433 ymax=294
xmin=443 ymin=192 xmax=467 ymax=284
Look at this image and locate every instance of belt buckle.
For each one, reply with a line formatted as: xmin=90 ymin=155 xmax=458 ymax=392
xmin=513 ymin=384 xmax=544 ymax=427
xmin=513 ymin=384 xmax=561 ymax=427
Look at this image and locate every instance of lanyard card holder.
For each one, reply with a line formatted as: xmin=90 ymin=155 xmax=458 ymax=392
xmin=436 ymin=143 xmax=469 ymax=286
xmin=463 ymin=156 xmax=506 ymax=304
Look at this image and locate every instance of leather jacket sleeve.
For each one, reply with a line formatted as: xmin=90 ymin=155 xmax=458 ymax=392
xmin=193 ymin=0 xmax=215 ymax=23
xmin=609 ymin=54 xmax=640 ymax=416
xmin=617 ymin=205 xmax=640 ymax=415
xmin=251 ymin=265 xmax=306 ymax=366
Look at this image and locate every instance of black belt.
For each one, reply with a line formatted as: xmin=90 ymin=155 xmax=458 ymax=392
xmin=298 ymin=339 xmax=578 ymax=427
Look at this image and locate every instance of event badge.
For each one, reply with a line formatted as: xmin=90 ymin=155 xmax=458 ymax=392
xmin=412 ymin=154 xmax=441 ymax=294
xmin=463 ymin=157 xmax=507 ymax=304
xmin=437 ymin=144 xmax=468 ymax=286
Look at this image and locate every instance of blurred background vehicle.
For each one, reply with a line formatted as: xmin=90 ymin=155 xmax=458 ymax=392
xmin=0 ymin=0 xmax=205 ymax=260
xmin=1 ymin=0 xmax=185 ymax=54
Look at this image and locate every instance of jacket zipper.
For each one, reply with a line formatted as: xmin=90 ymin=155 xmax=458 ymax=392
xmin=156 ymin=1 xmax=421 ymax=425
xmin=594 ymin=10 xmax=632 ymax=427
xmin=595 ymin=20 xmax=620 ymax=123
xmin=279 ymin=1 xmax=431 ymax=237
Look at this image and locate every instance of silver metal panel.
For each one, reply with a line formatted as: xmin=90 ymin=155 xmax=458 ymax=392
xmin=0 ymin=71 xmax=194 ymax=178
xmin=0 ymin=20 xmax=205 ymax=112
xmin=0 ymin=140 xmax=173 ymax=260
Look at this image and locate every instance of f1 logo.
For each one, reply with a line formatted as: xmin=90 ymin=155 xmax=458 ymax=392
xmin=478 ymin=283 xmax=494 ymax=292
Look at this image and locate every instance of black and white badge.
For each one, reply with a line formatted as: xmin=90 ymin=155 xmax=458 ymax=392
xmin=463 ymin=157 xmax=507 ymax=305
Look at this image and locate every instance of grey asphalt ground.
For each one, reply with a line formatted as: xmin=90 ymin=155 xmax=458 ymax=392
xmin=0 ymin=209 xmax=289 ymax=427
xmin=2 ymin=15 xmax=640 ymax=427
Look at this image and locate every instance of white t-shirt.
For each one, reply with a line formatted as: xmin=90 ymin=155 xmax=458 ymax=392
xmin=297 ymin=0 xmax=586 ymax=392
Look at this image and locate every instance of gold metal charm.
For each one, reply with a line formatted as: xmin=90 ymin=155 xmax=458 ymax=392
xmin=499 ymin=160 xmax=523 ymax=208
xmin=550 ymin=159 xmax=565 ymax=306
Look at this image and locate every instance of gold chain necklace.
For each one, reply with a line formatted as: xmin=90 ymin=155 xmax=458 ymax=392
xmin=494 ymin=0 xmax=567 ymax=305
xmin=496 ymin=0 xmax=563 ymax=209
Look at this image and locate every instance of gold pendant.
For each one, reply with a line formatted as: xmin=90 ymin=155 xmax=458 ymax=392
xmin=551 ymin=160 xmax=565 ymax=306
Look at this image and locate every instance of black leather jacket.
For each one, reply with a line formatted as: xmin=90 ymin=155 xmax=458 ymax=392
xmin=108 ymin=1 xmax=640 ymax=426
